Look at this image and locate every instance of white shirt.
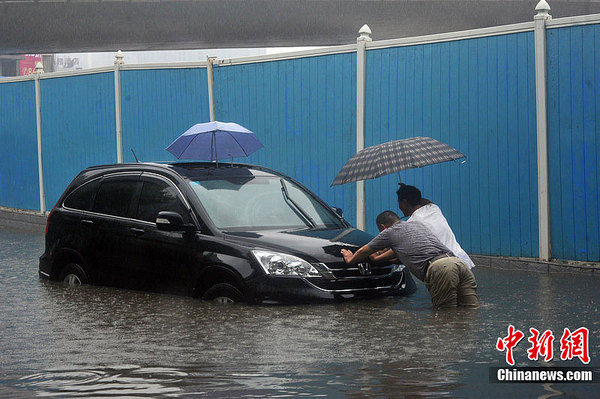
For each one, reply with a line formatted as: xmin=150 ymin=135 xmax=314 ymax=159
xmin=408 ymin=203 xmax=475 ymax=269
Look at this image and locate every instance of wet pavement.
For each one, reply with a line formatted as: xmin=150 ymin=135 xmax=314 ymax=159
xmin=0 ymin=227 xmax=599 ymax=398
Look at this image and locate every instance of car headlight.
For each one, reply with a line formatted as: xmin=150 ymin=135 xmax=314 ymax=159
xmin=251 ymin=250 xmax=322 ymax=277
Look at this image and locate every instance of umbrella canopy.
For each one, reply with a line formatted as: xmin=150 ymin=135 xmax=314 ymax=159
xmin=331 ymin=136 xmax=465 ymax=186
xmin=166 ymin=121 xmax=264 ymax=161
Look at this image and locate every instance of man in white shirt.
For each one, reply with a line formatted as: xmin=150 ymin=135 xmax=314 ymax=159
xmin=397 ymin=184 xmax=476 ymax=269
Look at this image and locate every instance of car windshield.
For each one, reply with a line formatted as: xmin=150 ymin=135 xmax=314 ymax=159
xmin=189 ymin=176 xmax=344 ymax=231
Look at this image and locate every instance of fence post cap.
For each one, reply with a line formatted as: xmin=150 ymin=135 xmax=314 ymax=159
xmin=535 ymin=0 xmax=551 ymax=19
xmin=34 ymin=62 xmax=44 ymax=74
xmin=357 ymin=24 xmax=372 ymax=42
xmin=114 ymin=50 xmax=125 ymax=65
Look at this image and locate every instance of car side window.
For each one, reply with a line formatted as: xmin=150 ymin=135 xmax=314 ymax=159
xmin=64 ymin=180 xmax=100 ymax=211
xmin=136 ymin=180 xmax=189 ymax=223
xmin=92 ymin=179 xmax=138 ymax=217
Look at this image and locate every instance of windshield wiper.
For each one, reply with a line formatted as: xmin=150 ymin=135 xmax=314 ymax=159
xmin=280 ymin=179 xmax=316 ymax=228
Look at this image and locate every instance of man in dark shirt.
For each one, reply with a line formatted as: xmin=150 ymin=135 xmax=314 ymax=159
xmin=341 ymin=210 xmax=479 ymax=307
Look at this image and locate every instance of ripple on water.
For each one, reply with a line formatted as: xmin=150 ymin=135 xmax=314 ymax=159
xmin=18 ymin=365 xmax=185 ymax=397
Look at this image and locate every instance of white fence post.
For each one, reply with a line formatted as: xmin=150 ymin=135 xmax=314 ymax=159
xmin=34 ymin=62 xmax=46 ymax=213
xmin=356 ymin=24 xmax=371 ymax=231
xmin=114 ymin=50 xmax=124 ymax=163
xmin=207 ymin=56 xmax=216 ymax=121
xmin=534 ymin=0 xmax=552 ymax=260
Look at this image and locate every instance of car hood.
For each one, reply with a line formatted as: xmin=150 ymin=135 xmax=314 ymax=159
xmin=223 ymin=227 xmax=374 ymax=264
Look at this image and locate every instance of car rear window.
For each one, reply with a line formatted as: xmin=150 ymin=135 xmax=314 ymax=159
xmin=63 ymin=180 xmax=100 ymax=211
xmin=93 ymin=179 xmax=138 ymax=217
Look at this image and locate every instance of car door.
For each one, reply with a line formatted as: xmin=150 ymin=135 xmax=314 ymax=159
xmin=123 ymin=173 xmax=200 ymax=294
xmin=61 ymin=177 xmax=101 ymax=258
xmin=79 ymin=173 xmax=142 ymax=287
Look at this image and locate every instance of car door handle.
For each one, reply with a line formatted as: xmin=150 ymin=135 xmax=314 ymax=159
xmin=130 ymin=227 xmax=145 ymax=236
xmin=81 ymin=219 xmax=94 ymax=226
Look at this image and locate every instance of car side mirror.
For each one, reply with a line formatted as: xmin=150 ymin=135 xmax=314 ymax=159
xmin=332 ymin=207 xmax=343 ymax=218
xmin=156 ymin=211 xmax=194 ymax=232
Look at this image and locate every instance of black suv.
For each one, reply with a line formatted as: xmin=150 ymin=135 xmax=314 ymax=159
xmin=39 ymin=162 xmax=415 ymax=303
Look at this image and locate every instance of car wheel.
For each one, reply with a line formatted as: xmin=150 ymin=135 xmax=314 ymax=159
xmin=59 ymin=263 xmax=89 ymax=286
xmin=202 ymin=283 xmax=244 ymax=304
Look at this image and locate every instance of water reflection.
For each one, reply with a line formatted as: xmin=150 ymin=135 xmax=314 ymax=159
xmin=0 ymin=228 xmax=599 ymax=398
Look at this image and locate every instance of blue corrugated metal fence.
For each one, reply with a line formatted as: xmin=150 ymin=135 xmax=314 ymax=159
xmin=365 ymin=33 xmax=539 ymax=258
xmin=0 ymin=80 xmax=39 ymax=210
xmin=40 ymin=73 xmax=117 ymax=209
xmin=0 ymin=19 xmax=598 ymax=262
xmin=547 ymin=24 xmax=600 ymax=261
xmin=121 ymin=68 xmax=210 ymax=163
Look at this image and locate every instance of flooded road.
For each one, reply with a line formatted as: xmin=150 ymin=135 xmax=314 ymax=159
xmin=1 ymin=227 xmax=599 ymax=398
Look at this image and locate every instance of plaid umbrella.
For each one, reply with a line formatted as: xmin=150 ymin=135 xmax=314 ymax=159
xmin=331 ymin=136 xmax=466 ymax=186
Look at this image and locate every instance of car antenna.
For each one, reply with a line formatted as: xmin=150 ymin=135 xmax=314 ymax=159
xmin=131 ymin=148 xmax=140 ymax=163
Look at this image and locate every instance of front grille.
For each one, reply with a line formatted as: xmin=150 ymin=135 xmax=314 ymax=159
xmin=325 ymin=262 xmax=395 ymax=278
xmin=309 ymin=262 xmax=403 ymax=291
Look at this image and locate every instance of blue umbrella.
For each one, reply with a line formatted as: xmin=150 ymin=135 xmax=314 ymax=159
xmin=166 ymin=121 xmax=264 ymax=161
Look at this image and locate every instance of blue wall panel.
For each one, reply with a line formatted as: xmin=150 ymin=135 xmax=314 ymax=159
xmin=1 ymin=24 xmax=597 ymax=264
xmin=547 ymin=24 xmax=600 ymax=262
xmin=0 ymin=81 xmax=39 ymax=210
xmin=121 ymin=68 xmax=210 ymax=163
xmin=214 ymin=54 xmax=358 ymax=225
xmin=364 ymin=32 xmax=539 ymax=258
xmin=40 ymin=73 xmax=116 ymax=208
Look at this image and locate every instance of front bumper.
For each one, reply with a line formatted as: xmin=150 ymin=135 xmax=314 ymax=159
xmin=250 ymin=265 xmax=416 ymax=303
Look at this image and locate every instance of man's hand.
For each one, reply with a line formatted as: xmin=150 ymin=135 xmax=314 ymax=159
xmin=341 ymin=248 xmax=354 ymax=264
xmin=341 ymin=245 xmax=375 ymax=264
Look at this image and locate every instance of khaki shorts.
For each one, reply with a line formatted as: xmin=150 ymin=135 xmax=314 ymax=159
xmin=424 ymin=256 xmax=479 ymax=308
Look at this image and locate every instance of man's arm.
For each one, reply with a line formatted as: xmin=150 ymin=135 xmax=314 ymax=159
xmin=369 ymin=248 xmax=397 ymax=263
xmin=341 ymin=245 xmax=376 ymax=264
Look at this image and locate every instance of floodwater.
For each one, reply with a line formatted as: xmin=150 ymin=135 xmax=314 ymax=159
xmin=0 ymin=227 xmax=599 ymax=398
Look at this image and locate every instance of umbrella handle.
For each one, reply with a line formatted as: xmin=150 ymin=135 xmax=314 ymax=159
xmin=212 ymin=132 xmax=218 ymax=167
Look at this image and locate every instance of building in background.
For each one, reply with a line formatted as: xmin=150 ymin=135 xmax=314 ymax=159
xmin=18 ymin=55 xmax=43 ymax=75
xmin=0 ymin=54 xmax=55 ymax=77
xmin=0 ymin=55 xmax=23 ymax=77
xmin=1 ymin=48 xmax=319 ymax=76
xmin=52 ymin=48 xmax=272 ymax=72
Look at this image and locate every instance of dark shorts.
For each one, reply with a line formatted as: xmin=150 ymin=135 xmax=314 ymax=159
xmin=424 ymin=256 xmax=479 ymax=308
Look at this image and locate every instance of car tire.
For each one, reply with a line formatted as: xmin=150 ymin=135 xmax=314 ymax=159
xmin=59 ymin=263 xmax=89 ymax=286
xmin=202 ymin=283 xmax=244 ymax=304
